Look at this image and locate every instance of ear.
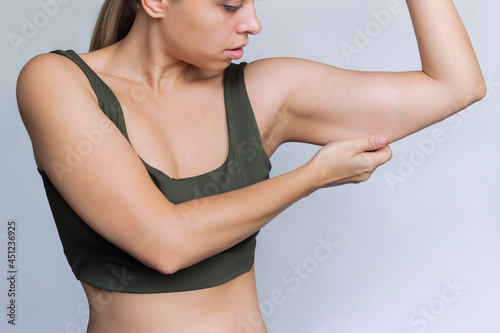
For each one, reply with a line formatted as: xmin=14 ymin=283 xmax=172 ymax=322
xmin=141 ymin=0 xmax=166 ymax=18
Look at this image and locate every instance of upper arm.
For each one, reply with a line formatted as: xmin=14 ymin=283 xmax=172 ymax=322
xmin=17 ymin=54 xmax=181 ymax=273
xmin=244 ymin=57 xmax=485 ymax=147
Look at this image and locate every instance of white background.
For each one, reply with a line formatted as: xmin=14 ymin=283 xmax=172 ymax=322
xmin=1 ymin=0 xmax=499 ymax=332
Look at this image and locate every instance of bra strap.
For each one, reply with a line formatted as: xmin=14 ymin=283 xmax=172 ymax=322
xmin=49 ymin=49 xmax=128 ymax=137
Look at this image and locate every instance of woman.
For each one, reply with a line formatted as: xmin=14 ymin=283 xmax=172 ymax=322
xmin=16 ymin=0 xmax=485 ymax=332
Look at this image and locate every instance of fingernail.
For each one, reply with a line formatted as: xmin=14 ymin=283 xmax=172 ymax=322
xmin=376 ymin=135 xmax=387 ymax=146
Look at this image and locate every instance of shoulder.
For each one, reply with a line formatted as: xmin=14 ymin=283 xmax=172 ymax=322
xmin=18 ymin=52 xmax=79 ymax=86
xmin=242 ymin=57 xmax=334 ymax=103
xmin=18 ymin=53 xmax=59 ymax=100
xmin=238 ymin=58 xmax=316 ymax=154
xmin=242 ymin=57 xmax=302 ymax=101
xmin=17 ymin=51 xmax=93 ymax=101
xmin=16 ymin=52 xmax=105 ymax=170
xmin=17 ymin=51 xmax=96 ymax=117
xmin=243 ymin=57 xmax=324 ymax=81
xmin=241 ymin=57 xmax=346 ymax=151
xmin=243 ymin=57 xmax=295 ymax=87
xmin=242 ymin=57 xmax=335 ymax=104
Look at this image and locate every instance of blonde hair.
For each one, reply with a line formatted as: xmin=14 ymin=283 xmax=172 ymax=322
xmin=89 ymin=0 xmax=140 ymax=52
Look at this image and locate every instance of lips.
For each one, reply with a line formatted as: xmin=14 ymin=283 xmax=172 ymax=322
xmin=224 ymin=42 xmax=248 ymax=60
xmin=224 ymin=48 xmax=244 ymax=60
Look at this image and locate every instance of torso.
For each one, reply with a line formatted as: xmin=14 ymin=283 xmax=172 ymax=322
xmin=81 ymin=51 xmax=231 ymax=180
xmin=82 ymin=266 xmax=266 ymax=333
xmin=69 ymin=48 xmax=273 ymax=332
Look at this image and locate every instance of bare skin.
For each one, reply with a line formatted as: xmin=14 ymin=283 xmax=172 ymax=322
xmin=16 ymin=0 xmax=485 ymax=332
xmin=82 ymin=267 xmax=265 ymax=333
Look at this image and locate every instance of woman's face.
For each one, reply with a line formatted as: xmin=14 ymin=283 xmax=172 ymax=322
xmin=159 ymin=0 xmax=262 ymax=71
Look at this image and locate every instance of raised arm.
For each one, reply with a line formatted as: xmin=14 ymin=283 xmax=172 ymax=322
xmin=244 ymin=0 xmax=486 ymax=148
xmin=17 ymin=54 xmax=392 ymax=275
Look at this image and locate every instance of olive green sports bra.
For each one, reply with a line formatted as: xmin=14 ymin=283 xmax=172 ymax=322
xmin=39 ymin=49 xmax=271 ymax=293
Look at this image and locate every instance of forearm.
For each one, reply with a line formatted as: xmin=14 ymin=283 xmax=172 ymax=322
xmin=153 ymin=134 xmax=391 ymax=273
xmin=165 ymin=162 xmax=318 ymax=272
xmin=407 ymin=0 xmax=485 ymax=90
xmin=128 ymin=135 xmax=390 ymax=274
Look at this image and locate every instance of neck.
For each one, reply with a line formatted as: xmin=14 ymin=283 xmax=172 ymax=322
xmin=102 ymin=10 xmax=211 ymax=94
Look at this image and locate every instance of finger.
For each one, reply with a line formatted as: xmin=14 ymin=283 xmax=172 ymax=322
xmin=354 ymin=134 xmax=388 ymax=153
xmin=368 ymin=145 xmax=393 ymax=166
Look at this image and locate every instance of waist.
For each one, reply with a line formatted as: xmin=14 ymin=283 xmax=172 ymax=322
xmin=83 ymin=266 xmax=267 ymax=333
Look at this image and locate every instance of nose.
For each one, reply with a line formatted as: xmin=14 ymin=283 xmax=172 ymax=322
xmin=237 ymin=5 xmax=262 ymax=35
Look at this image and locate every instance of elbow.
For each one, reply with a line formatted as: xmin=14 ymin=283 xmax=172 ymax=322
xmin=152 ymin=245 xmax=208 ymax=275
xmin=147 ymin=216 xmax=187 ymax=275
xmin=450 ymin=76 xmax=487 ymax=111
xmin=466 ymin=74 xmax=487 ymax=104
xmin=150 ymin=244 xmax=198 ymax=275
xmin=137 ymin=210 xmax=203 ymax=275
xmin=154 ymin=260 xmax=181 ymax=275
xmin=140 ymin=237 xmax=184 ymax=275
xmin=473 ymin=77 xmax=487 ymax=102
xmin=153 ymin=246 xmax=186 ymax=275
xmin=150 ymin=249 xmax=183 ymax=275
xmin=139 ymin=254 xmax=181 ymax=275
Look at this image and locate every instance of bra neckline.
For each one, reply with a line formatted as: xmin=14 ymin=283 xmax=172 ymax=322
xmin=64 ymin=50 xmax=234 ymax=182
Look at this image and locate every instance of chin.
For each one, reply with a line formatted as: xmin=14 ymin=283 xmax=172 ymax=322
xmin=193 ymin=58 xmax=233 ymax=73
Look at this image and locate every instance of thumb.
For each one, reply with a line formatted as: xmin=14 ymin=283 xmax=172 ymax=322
xmin=356 ymin=134 xmax=388 ymax=153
